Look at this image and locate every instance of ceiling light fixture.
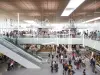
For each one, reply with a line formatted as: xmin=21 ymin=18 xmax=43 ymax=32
xmin=24 ymin=20 xmax=40 ymax=27
xmin=61 ymin=0 xmax=85 ymax=16
xmin=82 ymin=17 xmax=100 ymax=23
xmin=24 ymin=20 xmax=35 ymax=24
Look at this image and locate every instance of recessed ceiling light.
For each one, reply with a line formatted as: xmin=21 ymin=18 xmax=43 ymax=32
xmin=61 ymin=0 xmax=85 ymax=16
xmin=24 ymin=20 xmax=40 ymax=27
xmin=82 ymin=17 xmax=100 ymax=23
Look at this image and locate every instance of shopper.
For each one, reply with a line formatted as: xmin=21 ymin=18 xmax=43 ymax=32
xmin=52 ymin=54 xmax=54 ymax=60
xmin=48 ymin=53 xmax=51 ymax=63
xmin=83 ymin=69 xmax=86 ymax=75
xmin=60 ymin=54 xmax=63 ymax=63
xmin=72 ymin=51 xmax=75 ymax=60
xmin=77 ymin=60 xmax=80 ymax=69
xmin=51 ymin=61 xmax=54 ymax=73
xmin=68 ymin=57 xmax=72 ymax=65
xmin=90 ymin=58 xmax=93 ymax=66
xmin=68 ymin=64 xmax=72 ymax=75
xmin=64 ymin=62 xmax=68 ymax=75
xmin=10 ymin=60 xmax=15 ymax=70
xmin=92 ymin=58 xmax=96 ymax=73
xmin=54 ymin=61 xmax=58 ymax=72
xmin=79 ymin=57 xmax=82 ymax=68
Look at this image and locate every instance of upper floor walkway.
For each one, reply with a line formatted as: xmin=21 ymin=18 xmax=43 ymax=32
xmin=2 ymin=36 xmax=100 ymax=52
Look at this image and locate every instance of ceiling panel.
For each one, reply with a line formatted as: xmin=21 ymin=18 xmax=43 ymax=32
xmin=0 ymin=2 xmax=17 ymax=11
xmin=16 ymin=1 xmax=37 ymax=10
xmin=0 ymin=0 xmax=100 ymax=23
xmin=41 ymin=1 xmax=58 ymax=10
xmin=28 ymin=12 xmax=41 ymax=16
xmin=83 ymin=1 xmax=100 ymax=10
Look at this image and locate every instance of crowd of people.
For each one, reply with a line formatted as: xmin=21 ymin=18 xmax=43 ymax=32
xmin=48 ymin=45 xmax=97 ymax=75
xmin=84 ymin=30 xmax=100 ymax=40
xmin=3 ymin=28 xmax=79 ymax=38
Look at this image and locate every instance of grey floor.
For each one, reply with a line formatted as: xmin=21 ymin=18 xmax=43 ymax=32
xmin=0 ymin=63 xmax=7 ymax=75
xmin=0 ymin=53 xmax=100 ymax=75
xmin=1 ymin=59 xmax=100 ymax=75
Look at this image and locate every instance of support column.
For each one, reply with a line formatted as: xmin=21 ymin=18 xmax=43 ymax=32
xmin=56 ymin=45 xmax=58 ymax=54
xmin=17 ymin=13 xmax=19 ymax=38
xmin=68 ymin=29 xmax=72 ymax=52
xmin=5 ymin=19 xmax=7 ymax=34
xmin=82 ymin=32 xmax=84 ymax=47
xmin=69 ymin=29 xmax=70 ymax=38
xmin=68 ymin=45 xmax=72 ymax=53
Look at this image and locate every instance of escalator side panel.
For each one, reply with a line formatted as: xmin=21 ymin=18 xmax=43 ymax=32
xmin=0 ymin=44 xmax=40 ymax=69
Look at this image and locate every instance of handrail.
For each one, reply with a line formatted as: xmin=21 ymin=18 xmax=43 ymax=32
xmin=4 ymin=37 xmax=43 ymax=61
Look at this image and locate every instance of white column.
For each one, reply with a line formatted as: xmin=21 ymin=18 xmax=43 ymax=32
xmin=82 ymin=32 xmax=84 ymax=47
xmin=2 ymin=19 xmax=8 ymax=33
xmin=17 ymin=13 xmax=19 ymax=38
xmin=68 ymin=45 xmax=72 ymax=52
xmin=68 ymin=29 xmax=72 ymax=52
xmin=56 ymin=32 xmax=59 ymax=54
xmin=1 ymin=20 xmax=3 ymax=36
xmin=69 ymin=29 xmax=70 ymax=38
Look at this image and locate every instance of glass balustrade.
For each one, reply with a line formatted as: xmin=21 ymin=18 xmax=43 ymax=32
xmin=3 ymin=34 xmax=81 ymax=38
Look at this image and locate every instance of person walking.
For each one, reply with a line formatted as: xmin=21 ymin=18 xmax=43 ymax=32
xmin=52 ymin=54 xmax=54 ymax=60
xmin=68 ymin=64 xmax=72 ymax=75
xmin=79 ymin=57 xmax=82 ymax=68
xmin=10 ymin=60 xmax=15 ymax=70
xmin=61 ymin=54 xmax=64 ymax=63
xmin=83 ymin=69 xmax=86 ymax=75
xmin=48 ymin=53 xmax=50 ymax=63
xmin=68 ymin=57 xmax=72 ymax=65
xmin=64 ymin=62 xmax=68 ymax=75
xmin=92 ymin=58 xmax=96 ymax=73
xmin=54 ymin=61 xmax=58 ymax=72
xmin=51 ymin=61 xmax=54 ymax=73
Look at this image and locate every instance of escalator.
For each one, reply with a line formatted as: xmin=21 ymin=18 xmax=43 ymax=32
xmin=0 ymin=38 xmax=43 ymax=69
xmin=5 ymin=37 xmax=43 ymax=61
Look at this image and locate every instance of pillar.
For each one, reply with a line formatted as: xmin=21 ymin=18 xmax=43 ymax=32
xmin=17 ymin=13 xmax=19 ymax=38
